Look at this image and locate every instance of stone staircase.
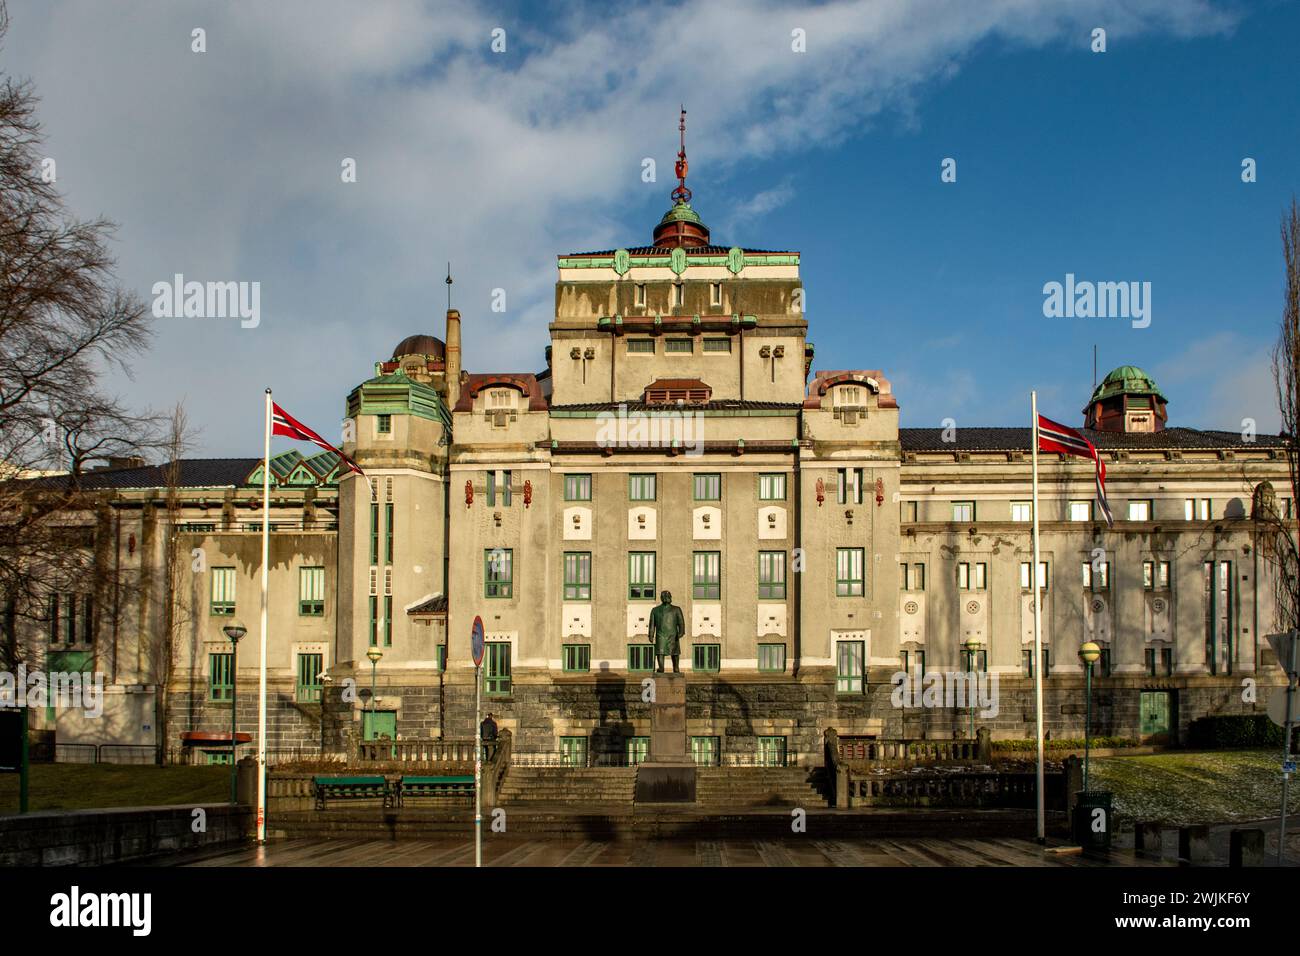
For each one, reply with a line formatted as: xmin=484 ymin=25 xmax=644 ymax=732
xmin=695 ymin=767 xmax=829 ymax=807
xmin=497 ymin=767 xmax=638 ymax=804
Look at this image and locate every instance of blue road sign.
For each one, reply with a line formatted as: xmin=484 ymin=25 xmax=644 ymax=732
xmin=1285 ymin=760 xmax=1296 ymax=774
xmin=471 ymin=615 xmax=485 ymax=667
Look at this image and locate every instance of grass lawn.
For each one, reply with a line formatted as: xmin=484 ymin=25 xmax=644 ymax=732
xmin=0 ymin=763 xmax=230 ymax=813
xmin=1092 ymin=749 xmax=1300 ymax=827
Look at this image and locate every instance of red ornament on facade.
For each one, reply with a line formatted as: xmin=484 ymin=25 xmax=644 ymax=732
xmin=875 ymin=477 xmax=885 ymax=506
xmin=815 ymin=478 xmax=824 ymax=507
xmin=464 ymin=479 xmax=473 ymax=508
xmin=523 ymin=479 xmax=532 ymax=508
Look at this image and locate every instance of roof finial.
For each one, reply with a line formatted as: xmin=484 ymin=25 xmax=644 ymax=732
xmin=445 ymin=262 xmax=453 ymax=311
xmin=671 ymin=105 xmax=691 ymax=205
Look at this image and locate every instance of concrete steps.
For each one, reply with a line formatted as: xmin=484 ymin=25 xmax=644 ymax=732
xmin=498 ymin=767 xmax=637 ymax=804
xmin=696 ymin=767 xmax=828 ymax=807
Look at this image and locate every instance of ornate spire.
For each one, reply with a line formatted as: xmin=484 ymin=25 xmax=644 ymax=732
xmin=671 ymin=105 xmax=691 ymax=205
xmin=653 ymin=106 xmax=710 ymax=249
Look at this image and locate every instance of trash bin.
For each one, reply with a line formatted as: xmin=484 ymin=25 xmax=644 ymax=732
xmin=1072 ymin=790 xmax=1113 ymax=853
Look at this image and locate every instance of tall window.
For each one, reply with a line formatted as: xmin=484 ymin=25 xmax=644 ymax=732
xmin=384 ymin=502 xmax=394 ymax=562
xmin=901 ymin=563 xmax=925 ymax=591
xmin=369 ymin=502 xmax=379 ymax=564
xmin=952 ymin=501 xmax=975 ymax=522
xmin=759 ymin=474 xmax=786 ymax=500
xmin=376 ymin=413 xmax=392 ymax=434
xmin=758 ymin=551 xmax=786 ymax=599
xmin=1143 ymin=560 xmax=1171 ymax=590
xmin=902 ymin=501 xmax=918 ymax=522
xmin=1184 ymin=498 xmax=1210 ymax=520
xmin=384 ymin=595 xmax=393 ymax=647
xmin=562 ymin=644 xmax=590 ymax=673
xmin=837 ymin=468 xmax=863 ymax=505
xmin=692 ymin=644 xmax=721 ymax=672
xmin=299 ymin=567 xmax=325 ymax=616
xmin=1204 ymin=560 xmax=1233 ymax=675
xmin=693 ymin=551 xmax=721 ymax=600
xmin=488 ymin=470 xmax=513 ymax=506
xmin=564 ymin=474 xmax=592 ymax=501
xmin=709 ymin=282 xmax=722 ymax=306
xmin=758 ymin=643 xmax=786 ymax=673
xmin=485 ymin=642 xmax=512 ymax=695
xmin=211 ymin=568 xmax=235 ymax=615
xmin=836 ymin=548 xmax=864 ymax=596
xmin=1128 ymin=500 xmax=1152 ymax=521
xmin=209 ymin=653 xmax=233 ymax=701
xmin=296 ymin=653 xmax=324 ymax=702
xmin=1069 ymin=500 xmax=1092 ymax=521
xmin=629 ymin=473 xmax=657 ymax=501
xmin=628 ymin=644 xmax=655 ymax=672
xmin=1023 ymin=648 xmax=1051 ymax=678
xmin=1011 ymin=501 xmax=1033 ymax=522
xmin=629 ymin=552 xmax=657 ymax=599
xmin=693 ymin=473 xmax=721 ymax=500
xmin=563 ymin=552 xmax=592 ymax=600
xmin=368 ymin=595 xmax=378 ymax=646
xmin=836 ymin=640 xmax=865 ymax=694
xmin=957 ymin=562 xmax=987 ymax=590
xmin=1146 ymin=646 xmax=1174 ymax=677
xmin=634 ymin=283 xmax=646 ymax=307
xmin=47 ymin=593 xmax=92 ymax=644
xmin=1082 ymin=561 xmax=1109 ymax=590
xmin=1019 ymin=561 xmax=1049 ymax=590
xmin=485 ymin=549 xmax=513 ymax=598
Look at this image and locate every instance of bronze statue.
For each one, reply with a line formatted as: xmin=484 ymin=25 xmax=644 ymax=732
xmin=648 ymin=590 xmax=685 ymax=673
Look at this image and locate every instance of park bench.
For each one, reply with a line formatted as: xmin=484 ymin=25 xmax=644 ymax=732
xmin=313 ymin=775 xmax=392 ymax=810
xmin=397 ymin=775 xmax=475 ymax=807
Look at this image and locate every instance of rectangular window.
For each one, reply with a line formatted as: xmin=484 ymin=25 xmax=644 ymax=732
xmin=957 ymin=562 xmax=987 ymax=590
xmin=758 ymin=473 xmax=787 ymax=500
xmin=1204 ymin=560 xmax=1233 ymax=676
xmin=487 ymin=470 xmax=512 ymax=506
xmin=692 ymin=644 xmax=721 ymax=672
xmin=693 ymin=473 xmax=721 ymax=500
xmin=836 ymin=640 xmax=865 ymax=694
xmin=693 ymin=551 xmax=721 ymax=600
xmin=564 ymin=473 xmax=592 ymax=501
xmin=1183 ymin=497 xmax=1211 ymax=520
xmin=901 ymin=563 xmax=925 ymax=591
xmin=758 ymin=551 xmax=786 ymax=599
xmin=837 ymin=468 xmax=864 ymax=505
xmin=628 ymin=644 xmax=655 ymax=672
xmin=691 ymin=736 xmax=720 ymax=767
xmin=634 ymin=283 xmax=646 ymax=307
xmin=385 ymin=502 xmax=394 ymax=562
xmin=368 ymin=595 xmax=378 ymax=647
xmin=563 ymin=552 xmax=592 ymax=601
xmin=629 ymin=552 xmax=657 ymax=600
xmin=757 ymin=736 xmax=787 ymax=767
xmin=665 ymin=337 xmax=693 ymax=353
xmin=702 ymin=336 xmax=731 ymax=352
xmin=559 ymin=736 xmax=588 ymax=768
xmin=1069 ymin=500 xmax=1092 ymax=521
xmin=211 ymin=567 xmax=235 ymax=616
xmin=627 ymin=338 xmax=655 ymax=354
xmin=384 ymin=595 xmax=392 ymax=647
xmin=1128 ymin=499 xmax=1152 ymax=521
xmin=1022 ymin=648 xmax=1051 ymax=678
xmin=1011 ymin=501 xmax=1033 ymax=522
xmin=952 ymin=501 xmax=975 ymax=523
xmin=757 ymin=643 xmax=786 ymax=673
xmin=901 ymin=649 xmax=928 ymax=677
xmin=1019 ymin=561 xmax=1049 ymax=590
xmin=1143 ymin=559 xmax=1171 ymax=589
xmin=629 ymin=473 xmax=657 ymax=501
xmin=902 ymin=501 xmax=918 ymax=522
xmin=299 ymin=567 xmax=325 ymax=615
xmin=369 ymin=503 xmax=379 ymax=564
xmin=562 ymin=644 xmax=591 ymax=673
xmin=485 ymin=549 xmax=513 ymax=598
xmin=376 ymin=414 xmax=392 ymax=434
xmin=1082 ymin=561 xmax=1109 ymax=590
xmin=671 ymin=284 xmax=684 ymax=308
xmin=485 ymin=642 xmax=512 ymax=696
xmin=625 ymin=736 xmax=650 ymax=766
xmin=709 ymin=282 xmax=722 ymax=306
xmin=209 ymin=653 xmax=233 ymax=702
xmin=835 ymin=548 xmax=865 ymax=596
xmin=296 ymin=653 xmax=324 ymax=703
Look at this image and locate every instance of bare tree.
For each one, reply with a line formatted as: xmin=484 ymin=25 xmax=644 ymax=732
xmin=1260 ymin=197 xmax=1300 ymax=636
xmin=0 ymin=1 xmax=163 ymax=670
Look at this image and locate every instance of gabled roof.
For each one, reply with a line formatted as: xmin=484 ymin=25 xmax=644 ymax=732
xmin=21 ymin=458 xmax=264 ymax=491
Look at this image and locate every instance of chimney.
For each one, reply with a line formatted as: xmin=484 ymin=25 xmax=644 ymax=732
xmin=445 ymin=308 xmax=461 ymax=409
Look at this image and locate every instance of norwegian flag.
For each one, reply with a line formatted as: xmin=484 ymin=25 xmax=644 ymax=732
xmin=271 ymin=402 xmax=365 ymax=477
xmin=1037 ymin=414 xmax=1113 ymax=527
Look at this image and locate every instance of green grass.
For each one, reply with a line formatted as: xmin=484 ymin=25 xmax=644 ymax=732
xmin=1092 ymin=749 xmax=1300 ymax=827
xmin=0 ymin=763 xmax=230 ymax=812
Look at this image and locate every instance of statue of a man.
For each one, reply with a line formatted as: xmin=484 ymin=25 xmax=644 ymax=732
xmin=647 ymin=589 xmax=686 ymax=674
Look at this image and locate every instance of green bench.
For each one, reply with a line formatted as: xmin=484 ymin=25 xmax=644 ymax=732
xmin=397 ymin=775 xmax=475 ymax=807
xmin=313 ymin=775 xmax=392 ymax=810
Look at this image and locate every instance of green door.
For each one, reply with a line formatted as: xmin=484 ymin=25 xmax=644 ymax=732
xmin=1139 ymin=692 xmax=1171 ymax=740
xmin=363 ymin=710 xmax=397 ymax=742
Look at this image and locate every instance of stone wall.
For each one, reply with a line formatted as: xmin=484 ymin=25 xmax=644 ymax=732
xmin=0 ymin=804 xmax=249 ymax=866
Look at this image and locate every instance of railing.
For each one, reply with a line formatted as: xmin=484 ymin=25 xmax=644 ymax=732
xmin=56 ymin=743 xmax=157 ymax=765
xmin=719 ymin=750 xmax=819 ymax=768
xmin=511 ymin=750 xmax=639 ymax=768
xmin=355 ymin=738 xmax=481 ymax=766
xmin=842 ymin=770 xmax=1064 ymax=809
xmin=836 ymin=736 xmax=987 ymax=767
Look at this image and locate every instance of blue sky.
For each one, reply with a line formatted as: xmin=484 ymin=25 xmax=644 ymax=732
xmin=6 ymin=0 xmax=1298 ymax=454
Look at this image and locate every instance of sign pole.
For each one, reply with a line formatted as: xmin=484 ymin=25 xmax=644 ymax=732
xmin=471 ymin=614 xmax=485 ymax=869
xmin=1030 ymin=390 xmax=1045 ymax=843
xmin=256 ymin=388 xmax=271 ymax=844
xmin=1280 ymin=632 xmax=1297 ymax=864
xmin=19 ymin=706 xmax=28 ymax=814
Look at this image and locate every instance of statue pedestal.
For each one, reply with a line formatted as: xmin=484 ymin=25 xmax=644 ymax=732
xmin=635 ymin=672 xmax=696 ymax=803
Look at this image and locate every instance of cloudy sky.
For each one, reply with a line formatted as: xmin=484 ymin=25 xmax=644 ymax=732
xmin=5 ymin=0 xmax=1298 ymax=455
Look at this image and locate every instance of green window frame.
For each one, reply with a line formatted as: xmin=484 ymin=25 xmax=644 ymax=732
xmin=692 ymin=643 xmax=720 ymax=672
xmin=485 ymin=642 xmax=512 ymax=696
xmin=564 ymin=473 xmax=592 ymax=501
xmin=693 ymin=551 xmax=721 ymax=600
xmin=629 ymin=552 xmax=657 ymax=600
xmin=625 ymin=736 xmax=650 ymax=766
xmin=296 ymin=653 xmax=324 ymax=702
xmin=758 ymin=551 xmax=786 ymax=599
xmin=665 ymin=338 xmax=693 ymax=353
xmin=758 ymin=473 xmax=786 ymax=500
xmin=562 ymin=643 xmax=591 ymax=672
xmin=485 ymin=549 xmax=513 ymax=598
xmin=690 ymin=736 xmax=720 ymax=766
xmin=384 ymin=595 xmax=392 ymax=647
xmin=629 ymin=473 xmax=657 ymax=501
xmin=901 ymin=562 xmax=925 ymax=591
xmin=299 ymin=566 xmax=325 ymax=616
xmin=488 ymin=470 xmax=513 ymax=506
xmin=757 ymin=736 xmax=787 ymax=767
xmin=369 ymin=503 xmax=379 ymax=564
xmin=209 ymin=652 xmax=233 ymax=702
xmin=758 ymin=643 xmax=786 ymax=673
xmin=210 ymin=567 xmax=235 ymax=616
xmin=368 ymin=595 xmax=378 ymax=647
xmin=1023 ymin=648 xmax=1051 ymax=678
xmin=702 ymin=336 xmax=731 ymax=352
xmin=836 ymin=640 xmax=865 ymax=694
xmin=835 ymin=548 xmax=864 ymax=596
xmin=627 ymin=338 xmax=655 ymax=354
xmin=559 ymin=736 xmax=588 ymax=767
xmin=384 ymin=502 xmax=394 ymax=563
xmin=563 ymin=552 xmax=592 ymax=601
xmin=376 ymin=413 xmax=392 ymax=434
xmin=628 ymin=644 xmax=655 ymax=672
xmin=436 ymin=644 xmax=448 ymax=672
xmin=693 ymin=473 xmax=721 ymax=501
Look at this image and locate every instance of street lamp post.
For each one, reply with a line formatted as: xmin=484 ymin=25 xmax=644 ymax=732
xmin=963 ymin=636 xmax=982 ymax=744
xmin=318 ymin=672 xmax=332 ymax=758
xmin=222 ymin=624 xmax=247 ymax=804
xmin=1078 ymin=641 xmax=1102 ymax=793
xmin=366 ymin=647 xmax=383 ymax=741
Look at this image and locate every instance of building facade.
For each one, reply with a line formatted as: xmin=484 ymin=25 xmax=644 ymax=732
xmin=12 ymin=151 xmax=1294 ymax=766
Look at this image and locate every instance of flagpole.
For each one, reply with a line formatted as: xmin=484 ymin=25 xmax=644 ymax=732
xmin=1031 ymin=390 xmax=1045 ymax=843
xmin=257 ymin=388 xmax=271 ymax=844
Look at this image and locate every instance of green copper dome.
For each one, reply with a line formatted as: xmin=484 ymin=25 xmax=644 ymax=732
xmin=659 ymin=201 xmax=704 ymax=226
xmin=1089 ymin=365 xmax=1166 ymax=404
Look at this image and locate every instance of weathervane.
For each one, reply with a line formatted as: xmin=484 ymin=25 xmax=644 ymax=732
xmin=671 ymin=105 xmax=691 ymax=205
xmin=445 ymin=262 xmax=453 ymax=310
